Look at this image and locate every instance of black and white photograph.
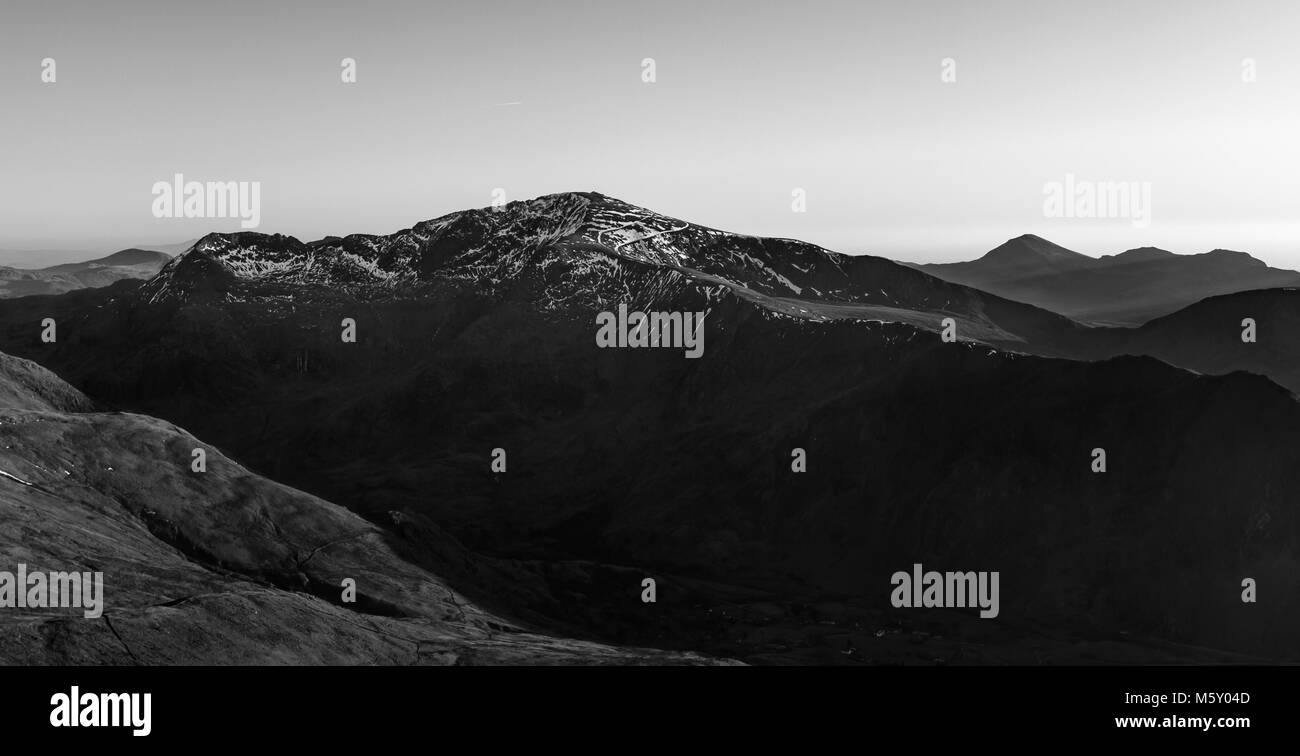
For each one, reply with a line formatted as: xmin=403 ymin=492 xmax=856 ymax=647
xmin=0 ymin=0 xmax=1294 ymax=742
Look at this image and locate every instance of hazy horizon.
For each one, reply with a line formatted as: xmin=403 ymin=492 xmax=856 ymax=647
xmin=3 ymin=0 xmax=1298 ymax=267
xmin=3 ymin=194 xmax=1299 ymax=271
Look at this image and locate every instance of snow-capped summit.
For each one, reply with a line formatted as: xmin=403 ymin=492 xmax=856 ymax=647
xmin=134 ymin=191 xmax=1089 ymax=352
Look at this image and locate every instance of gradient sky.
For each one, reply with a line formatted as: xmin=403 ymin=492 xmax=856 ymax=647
xmin=2 ymin=0 xmax=1298 ymax=266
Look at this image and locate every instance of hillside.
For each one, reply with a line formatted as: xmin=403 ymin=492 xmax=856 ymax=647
xmin=0 ymin=248 xmax=172 ymax=299
xmin=1 ymin=193 xmax=1298 ymax=663
xmin=0 ymin=350 xmax=724 ymax=665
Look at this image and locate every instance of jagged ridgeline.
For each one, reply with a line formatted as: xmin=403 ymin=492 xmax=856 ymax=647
xmin=2 ymin=191 xmax=1298 ymax=664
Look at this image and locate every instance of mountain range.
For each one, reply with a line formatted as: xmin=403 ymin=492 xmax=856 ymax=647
xmin=0 ymin=248 xmax=172 ymax=299
xmin=1 ymin=192 xmax=1298 ymax=664
xmin=915 ymin=234 xmax=1300 ymax=326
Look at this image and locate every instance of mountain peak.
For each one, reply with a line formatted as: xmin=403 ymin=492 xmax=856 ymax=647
xmin=976 ymin=234 xmax=1094 ymax=273
xmin=1204 ymin=248 xmax=1263 ymax=263
xmin=92 ymin=248 xmax=174 ymax=266
xmin=989 ymin=234 xmax=1083 ymax=257
xmin=1100 ymin=246 xmax=1176 ymax=263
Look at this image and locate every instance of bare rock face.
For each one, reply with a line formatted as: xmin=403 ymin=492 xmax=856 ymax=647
xmin=0 ymin=353 xmax=732 ymax=665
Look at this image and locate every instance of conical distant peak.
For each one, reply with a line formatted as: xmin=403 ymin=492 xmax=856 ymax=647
xmin=983 ymin=234 xmax=1086 ymax=263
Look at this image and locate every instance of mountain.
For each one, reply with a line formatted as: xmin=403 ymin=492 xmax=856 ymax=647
xmin=0 ymin=241 xmax=192 ymax=269
xmin=129 ymin=193 xmax=1093 ymax=354
xmin=136 ymin=238 xmax=200 ymax=258
xmin=932 ymin=234 xmax=1096 ymax=279
xmin=0 ymin=349 xmax=725 ymax=665
xmin=40 ymin=247 xmax=171 ymax=273
xmin=916 ymin=238 xmax=1300 ymax=326
xmin=0 ymin=248 xmax=172 ymax=299
xmin=1082 ymin=287 xmax=1300 ymax=394
xmin=2 ymin=192 xmax=1298 ymax=663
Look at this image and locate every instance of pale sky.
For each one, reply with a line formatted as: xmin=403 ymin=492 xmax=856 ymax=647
xmin=2 ymin=0 xmax=1298 ymax=267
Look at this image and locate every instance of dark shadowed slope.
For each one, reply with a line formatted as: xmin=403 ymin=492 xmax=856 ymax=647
xmin=2 ymin=193 xmax=1299 ymax=663
xmin=916 ymin=237 xmax=1300 ymax=326
xmin=1076 ymin=287 xmax=1300 ymax=394
xmin=0 ymin=351 xmax=726 ymax=665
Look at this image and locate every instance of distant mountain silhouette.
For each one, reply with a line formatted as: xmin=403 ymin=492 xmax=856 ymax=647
xmin=948 ymin=234 xmax=1096 ymax=277
xmin=136 ymin=238 xmax=201 ymax=258
xmin=1076 ymin=287 xmax=1300 ymax=394
xmin=0 ymin=248 xmax=171 ymax=299
xmin=40 ymin=247 xmax=170 ymax=272
xmin=916 ymin=238 xmax=1300 ymax=325
xmin=2 ymin=192 xmax=1299 ymax=663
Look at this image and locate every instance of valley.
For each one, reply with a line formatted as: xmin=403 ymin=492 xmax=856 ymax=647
xmin=2 ymin=192 xmax=1298 ymax=664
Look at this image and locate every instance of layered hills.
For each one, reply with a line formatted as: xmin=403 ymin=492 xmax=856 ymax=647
xmin=2 ymin=193 xmax=1297 ymax=663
